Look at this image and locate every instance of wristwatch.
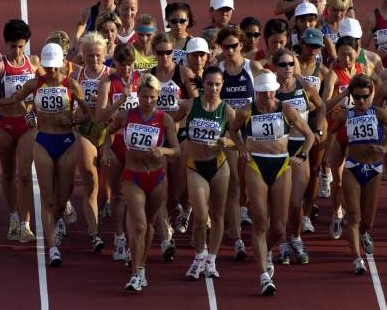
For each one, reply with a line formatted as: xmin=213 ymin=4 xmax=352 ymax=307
xmin=314 ymin=129 xmax=323 ymax=137
xmin=296 ymin=151 xmax=307 ymax=161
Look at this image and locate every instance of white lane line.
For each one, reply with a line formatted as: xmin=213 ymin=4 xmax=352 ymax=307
xmin=159 ymin=0 xmax=168 ymax=32
xmin=32 ymin=162 xmax=50 ymax=310
xmin=20 ymin=0 xmax=31 ymax=55
xmin=205 ymin=278 xmax=218 ymax=310
xmin=367 ymin=254 xmax=387 ymax=310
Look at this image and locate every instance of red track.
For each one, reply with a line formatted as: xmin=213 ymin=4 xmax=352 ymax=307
xmin=0 ymin=1 xmax=386 ymax=309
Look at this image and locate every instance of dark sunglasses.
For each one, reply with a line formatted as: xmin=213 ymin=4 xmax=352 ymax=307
xmin=276 ymin=61 xmax=295 ymax=68
xmin=245 ymin=32 xmax=261 ymax=39
xmin=169 ymin=18 xmax=187 ymax=24
xmin=155 ymin=49 xmax=173 ymax=56
xmin=352 ymin=93 xmax=371 ymax=100
xmin=306 ymin=44 xmax=321 ymax=49
xmin=221 ymin=42 xmax=239 ymax=50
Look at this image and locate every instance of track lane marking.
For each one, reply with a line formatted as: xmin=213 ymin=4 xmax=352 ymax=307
xmin=32 ymin=162 xmax=49 ymax=310
xmin=367 ymin=254 xmax=387 ymax=310
xmin=205 ymin=278 xmax=218 ymax=310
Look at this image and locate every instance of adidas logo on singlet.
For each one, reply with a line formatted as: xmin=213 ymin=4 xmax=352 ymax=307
xmin=239 ymin=75 xmax=246 ymax=82
xmin=63 ymin=137 xmax=73 ymax=143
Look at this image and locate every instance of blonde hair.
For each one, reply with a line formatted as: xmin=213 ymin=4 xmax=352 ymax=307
xmin=138 ymin=73 xmax=161 ymax=92
xmin=326 ymin=0 xmax=350 ymax=10
xmin=45 ymin=31 xmax=70 ymax=55
xmin=79 ymin=31 xmax=108 ymax=51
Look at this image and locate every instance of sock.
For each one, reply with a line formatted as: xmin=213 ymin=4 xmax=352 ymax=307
xmin=21 ymin=221 xmax=30 ymax=230
xmin=206 ymin=253 xmax=217 ymax=263
xmin=291 ymin=235 xmax=302 ymax=242
xmin=195 ymin=251 xmax=206 ymax=260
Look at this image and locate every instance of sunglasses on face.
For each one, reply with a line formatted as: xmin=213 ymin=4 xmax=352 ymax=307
xmin=221 ymin=42 xmax=239 ymax=50
xmin=352 ymin=93 xmax=371 ymax=100
xmin=276 ymin=61 xmax=295 ymax=68
xmin=169 ymin=18 xmax=187 ymax=24
xmin=155 ymin=49 xmax=173 ymax=56
xmin=245 ymin=32 xmax=261 ymax=39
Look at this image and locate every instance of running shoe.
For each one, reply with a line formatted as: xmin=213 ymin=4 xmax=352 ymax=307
xmin=139 ymin=267 xmax=148 ymax=287
xmin=204 ymin=260 xmax=220 ymax=278
xmin=175 ymin=206 xmax=192 ymax=234
xmin=113 ymin=234 xmax=127 ymax=261
xmin=291 ymin=238 xmax=309 ymax=264
xmin=7 ymin=219 xmax=20 ymax=241
xmin=19 ymin=227 xmax=36 ymax=243
xmin=186 ymin=258 xmax=205 ymax=279
xmin=301 ymin=216 xmax=315 ymax=233
xmin=207 ymin=216 xmax=212 ymax=230
xmin=125 ymin=249 xmax=132 ymax=267
xmin=54 ymin=219 xmax=66 ymax=247
xmin=278 ymin=242 xmax=292 ymax=265
xmin=240 ymin=206 xmax=253 ymax=226
xmin=91 ymin=235 xmax=105 ymax=253
xmin=330 ymin=217 xmax=343 ymax=240
xmin=49 ymin=247 xmax=62 ymax=267
xmin=310 ymin=204 xmax=319 ymax=221
xmin=260 ymin=273 xmax=276 ymax=296
xmin=318 ymin=173 xmax=331 ymax=198
xmin=353 ymin=257 xmax=367 ymax=275
xmin=234 ymin=239 xmax=247 ymax=261
xmin=125 ymin=274 xmax=142 ymax=291
xmin=63 ymin=200 xmax=77 ymax=224
xmin=266 ymin=250 xmax=274 ymax=279
xmin=360 ymin=232 xmax=374 ymax=255
xmin=161 ymin=239 xmax=176 ymax=262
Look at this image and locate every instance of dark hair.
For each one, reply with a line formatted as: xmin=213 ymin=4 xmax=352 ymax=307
xmin=202 ymin=66 xmax=223 ymax=82
xmin=3 ymin=19 xmax=31 ymax=43
xmin=151 ymin=33 xmax=174 ymax=51
xmin=272 ymin=47 xmax=295 ymax=65
xmin=113 ymin=43 xmax=135 ymax=63
xmin=165 ymin=2 xmax=195 ymax=28
xmin=263 ymin=18 xmax=289 ymax=42
xmin=335 ymin=36 xmax=358 ymax=52
xmin=240 ymin=16 xmax=261 ymax=31
xmin=348 ymin=74 xmax=374 ymax=94
xmin=216 ymin=25 xmax=246 ymax=45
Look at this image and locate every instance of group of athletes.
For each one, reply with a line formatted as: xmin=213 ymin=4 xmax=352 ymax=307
xmin=1 ymin=0 xmax=387 ymax=296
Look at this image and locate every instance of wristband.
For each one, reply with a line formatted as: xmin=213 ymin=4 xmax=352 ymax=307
xmin=296 ymin=151 xmax=307 ymax=161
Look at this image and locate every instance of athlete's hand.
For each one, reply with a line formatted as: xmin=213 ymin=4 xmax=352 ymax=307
xmin=150 ymin=147 xmax=164 ymax=158
xmin=100 ymin=152 xmax=111 ymax=167
xmin=239 ymin=150 xmax=251 ymax=163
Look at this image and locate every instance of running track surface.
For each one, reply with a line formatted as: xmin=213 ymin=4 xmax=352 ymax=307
xmin=0 ymin=1 xmax=386 ymax=310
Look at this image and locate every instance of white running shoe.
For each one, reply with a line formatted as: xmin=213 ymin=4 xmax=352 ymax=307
xmin=330 ymin=217 xmax=343 ymax=240
xmin=302 ymin=216 xmax=315 ymax=233
xmin=318 ymin=173 xmax=331 ymax=198
xmin=7 ymin=218 xmax=20 ymax=241
xmin=125 ymin=249 xmax=132 ymax=267
xmin=353 ymin=257 xmax=367 ymax=275
xmin=175 ymin=206 xmax=192 ymax=234
xmin=125 ymin=274 xmax=142 ymax=291
xmin=49 ymin=247 xmax=62 ymax=267
xmin=63 ymin=200 xmax=77 ymax=224
xmin=278 ymin=242 xmax=292 ymax=265
xmin=240 ymin=206 xmax=252 ymax=226
xmin=139 ymin=267 xmax=148 ymax=287
xmin=113 ymin=234 xmax=127 ymax=261
xmin=161 ymin=239 xmax=176 ymax=262
xmin=266 ymin=250 xmax=274 ymax=279
xmin=54 ymin=218 xmax=66 ymax=247
xmin=186 ymin=258 xmax=205 ymax=279
xmin=360 ymin=232 xmax=374 ymax=255
xmin=205 ymin=260 xmax=220 ymax=278
xmin=234 ymin=239 xmax=247 ymax=261
xmin=291 ymin=238 xmax=309 ymax=264
xmin=260 ymin=273 xmax=276 ymax=296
